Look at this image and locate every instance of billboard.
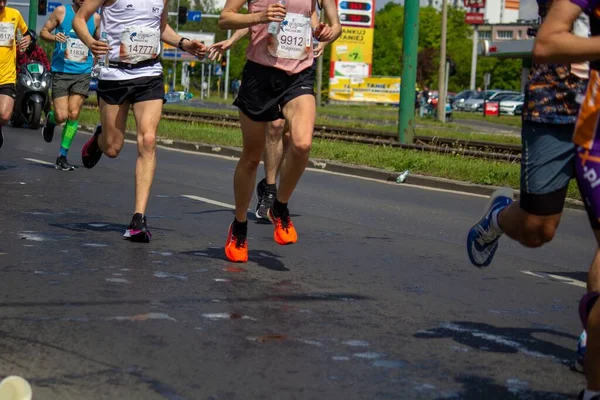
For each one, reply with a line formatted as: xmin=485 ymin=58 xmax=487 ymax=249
xmin=162 ymin=31 xmax=215 ymax=60
xmin=328 ymin=76 xmax=401 ymax=104
xmin=330 ymin=0 xmax=375 ymax=78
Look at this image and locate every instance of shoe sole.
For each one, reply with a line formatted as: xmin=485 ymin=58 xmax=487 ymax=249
xmin=124 ymin=229 xmax=151 ymax=243
xmin=55 ymin=165 xmax=75 ymax=171
xmin=466 ymin=187 xmax=513 ymax=268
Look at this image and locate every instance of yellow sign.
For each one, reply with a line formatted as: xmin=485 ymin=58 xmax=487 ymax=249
xmin=328 ymin=76 xmax=401 ymax=104
xmin=331 ymin=27 xmax=374 ymax=64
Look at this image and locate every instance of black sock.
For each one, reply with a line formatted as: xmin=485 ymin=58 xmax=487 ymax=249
xmin=265 ymin=183 xmax=277 ymax=193
xmin=272 ymin=199 xmax=288 ymax=217
xmin=232 ymin=218 xmax=248 ymax=235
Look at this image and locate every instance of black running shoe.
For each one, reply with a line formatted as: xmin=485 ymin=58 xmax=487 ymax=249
xmin=123 ymin=213 xmax=152 ymax=243
xmin=255 ymin=178 xmax=276 ymax=220
xmin=56 ymin=156 xmax=75 ymax=171
xmin=82 ymin=124 xmax=103 ymax=169
xmin=42 ymin=112 xmax=55 ymax=143
xmin=0 ymin=126 xmax=3 ymax=149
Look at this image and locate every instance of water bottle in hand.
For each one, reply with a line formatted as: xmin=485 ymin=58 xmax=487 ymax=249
xmin=164 ymin=91 xmax=194 ymax=103
xmin=268 ymin=0 xmax=286 ymax=34
xmin=91 ymin=32 xmax=109 ymax=78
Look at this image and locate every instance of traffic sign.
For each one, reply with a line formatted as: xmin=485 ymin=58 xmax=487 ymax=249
xmin=47 ymin=2 xmax=61 ymax=12
xmin=465 ymin=12 xmax=484 ymax=25
xmin=187 ymin=11 xmax=202 ymax=22
xmin=463 ymin=0 xmax=485 ymax=8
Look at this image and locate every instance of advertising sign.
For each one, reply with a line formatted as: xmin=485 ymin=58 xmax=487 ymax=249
xmin=328 ymin=76 xmax=401 ymax=104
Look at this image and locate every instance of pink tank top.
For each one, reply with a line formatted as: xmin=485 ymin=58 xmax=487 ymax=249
xmin=246 ymin=0 xmax=314 ymax=74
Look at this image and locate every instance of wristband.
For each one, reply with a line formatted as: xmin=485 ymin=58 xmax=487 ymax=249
xmin=178 ymin=37 xmax=189 ymax=51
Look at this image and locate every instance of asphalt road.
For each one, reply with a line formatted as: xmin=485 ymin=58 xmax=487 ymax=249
xmin=0 ymin=125 xmax=593 ymax=399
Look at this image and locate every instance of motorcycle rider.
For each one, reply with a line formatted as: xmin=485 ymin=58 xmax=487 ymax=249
xmin=0 ymin=0 xmax=32 ymax=148
xmin=40 ymin=0 xmax=100 ymax=170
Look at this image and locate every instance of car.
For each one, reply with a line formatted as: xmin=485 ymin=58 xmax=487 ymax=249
xmin=452 ymin=90 xmax=478 ymax=111
xmin=499 ymin=94 xmax=525 ymax=115
xmin=465 ymin=90 xmax=521 ymax=112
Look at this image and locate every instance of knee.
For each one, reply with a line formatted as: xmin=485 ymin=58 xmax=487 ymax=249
xmin=67 ymin=108 xmax=81 ymax=121
xmin=291 ymin=138 xmax=312 ymax=156
xmin=0 ymin=112 xmax=10 ymax=125
xmin=104 ymin=136 xmax=123 ymax=159
xmin=267 ymin=119 xmax=285 ymax=140
xmin=138 ymin=132 xmax=156 ymax=154
xmin=54 ymin=110 xmax=68 ymax=124
xmin=519 ymin=219 xmax=557 ymax=248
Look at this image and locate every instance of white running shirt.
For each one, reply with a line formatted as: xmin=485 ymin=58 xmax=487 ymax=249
xmin=98 ymin=0 xmax=163 ymax=81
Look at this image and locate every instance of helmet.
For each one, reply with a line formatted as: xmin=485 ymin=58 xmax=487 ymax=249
xmin=26 ymin=30 xmax=37 ymax=46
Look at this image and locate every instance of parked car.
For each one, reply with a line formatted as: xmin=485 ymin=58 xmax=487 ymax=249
xmin=465 ymin=90 xmax=521 ymax=112
xmin=452 ymin=90 xmax=478 ymax=111
xmin=499 ymin=94 xmax=525 ymax=115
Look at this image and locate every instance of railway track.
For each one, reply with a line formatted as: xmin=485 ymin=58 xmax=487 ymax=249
xmin=83 ymin=104 xmax=522 ymax=162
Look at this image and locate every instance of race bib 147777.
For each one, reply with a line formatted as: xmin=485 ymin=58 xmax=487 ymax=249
xmin=119 ymin=26 xmax=160 ymax=64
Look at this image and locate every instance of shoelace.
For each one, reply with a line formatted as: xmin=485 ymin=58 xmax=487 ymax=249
xmin=278 ymin=211 xmax=293 ymax=232
xmin=475 ymin=223 xmax=498 ymax=247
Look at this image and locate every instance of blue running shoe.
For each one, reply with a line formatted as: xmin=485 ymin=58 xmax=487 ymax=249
xmin=574 ymin=330 xmax=587 ymax=373
xmin=467 ymin=187 xmax=513 ymax=268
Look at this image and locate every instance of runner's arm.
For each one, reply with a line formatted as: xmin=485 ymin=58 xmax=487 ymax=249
xmin=40 ymin=6 xmax=65 ymax=42
xmin=219 ymin=0 xmax=286 ymax=29
xmin=230 ymin=28 xmax=250 ymax=44
xmin=534 ymin=0 xmax=598 ymax=63
xmin=321 ymin=0 xmax=341 ymax=42
xmin=73 ymin=0 xmax=103 ymax=48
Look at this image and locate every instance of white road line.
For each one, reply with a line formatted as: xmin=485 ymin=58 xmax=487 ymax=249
xmin=547 ymin=274 xmax=587 ymax=289
xmin=519 ymin=270 xmax=587 ymax=288
xmin=181 ymin=195 xmax=235 ymax=210
xmin=23 ymin=158 xmax=54 ymax=166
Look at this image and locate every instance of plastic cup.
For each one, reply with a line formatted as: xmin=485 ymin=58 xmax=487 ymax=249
xmin=0 ymin=376 xmax=33 ymax=400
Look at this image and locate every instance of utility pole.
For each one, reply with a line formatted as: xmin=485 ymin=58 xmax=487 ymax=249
xmin=224 ymin=29 xmax=231 ymax=100
xmin=398 ymin=0 xmax=419 ymax=144
xmin=437 ymin=0 xmax=448 ymax=123
xmin=315 ymin=8 xmax=326 ymax=106
xmin=172 ymin=0 xmax=180 ymax=91
xmin=470 ymin=25 xmax=478 ymax=90
xmin=28 ymin=0 xmax=38 ymax=31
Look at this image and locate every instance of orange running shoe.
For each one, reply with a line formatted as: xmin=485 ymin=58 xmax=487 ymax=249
xmin=267 ymin=207 xmax=298 ymax=245
xmin=225 ymin=223 xmax=248 ymax=263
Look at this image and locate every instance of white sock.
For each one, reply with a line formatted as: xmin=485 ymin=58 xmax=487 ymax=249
xmin=584 ymin=389 xmax=600 ymax=400
xmin=490 ymin=209 xmax=504 ymax=233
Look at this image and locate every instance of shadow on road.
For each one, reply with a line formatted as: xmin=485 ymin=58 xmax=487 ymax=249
xmin=0 ymin=164 xmax=18 ymax=171
xmin=48 ymin=222 xmax=173 ymax=234
xmin=436 ymin=375 xmax=575 ymax=400
xmin=181 ymin=247 xmax=289 ymax=272
xmin=415 ymin=321 xmax=576 ymax=364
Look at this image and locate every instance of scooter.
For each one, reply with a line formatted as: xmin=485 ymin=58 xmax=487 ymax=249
xmin=10 ymin=61 xmax=51 ymax=130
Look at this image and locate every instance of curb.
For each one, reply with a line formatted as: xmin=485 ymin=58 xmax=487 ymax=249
xmin=79 ymin=125 xmax=585 ymax=211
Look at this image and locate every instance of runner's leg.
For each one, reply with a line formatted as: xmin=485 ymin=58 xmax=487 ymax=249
xmin=277 ymin=94 xmax=315 ymax=203
xmin=255 ymin=118 xmax=285 ymax=220
xmin=98 ymin=98 xmax=128 ymax=158
xmin=131 ymin=99 xmax=161 ymax=215
xmin=0 ymin=93 xmax=14 ymax=148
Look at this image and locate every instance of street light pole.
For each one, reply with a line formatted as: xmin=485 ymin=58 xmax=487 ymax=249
xmin=437 ymin=0 xmax=448 ymax=123
xmin=397 ymin=0 xmax=420 ymax=144
xmin=172 ymin=0 xmax=180 ymax=91
xmin=224 ymin=29 xmax=231 ymax=100
xmin=28 ymin=0 xmax=38 ymax=31
xmin=315 ymin=9 xmax=325 ymax=106
xmin=470 ymin=25 xmax=478 ymax=90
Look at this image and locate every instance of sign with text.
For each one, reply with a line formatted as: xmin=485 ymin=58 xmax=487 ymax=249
xmin=465 ymin=12 xmax=485 ymax=25
xmin=337 ymin=0 xmax=375 ymax=28
xmin=331 ymin=27 xmax=374 ymax=64
xmin=463 ymin=0 xmax=485 ymax=8
xmin=332 ymin=61 xmax=370 ymax=78
xmin=329 ymin=76 xmax=400 ymax=104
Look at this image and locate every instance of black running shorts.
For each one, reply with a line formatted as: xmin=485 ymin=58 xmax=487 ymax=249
xmin=233 ymin=60 xmax=315 ymax=122
xmin=0 ymin=83 xmax=16 ymax=99
xmin=97 ymin=75 xmax=165 ymax=106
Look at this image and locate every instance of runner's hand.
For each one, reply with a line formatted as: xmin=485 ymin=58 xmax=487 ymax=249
xmin=261 ymin=3 xmax=286 ymax=23
xmin=18 ymin=35 xmax=31 ymax=51
xmin=313 ymin=41 xmax=325 ymax=58
xmin=207 ymin=40 xmax=233 ymax=62
xmin=89 ymin=39 xmax=110 ymax=58
xmin=183 ymin=39 xmax=207 ymax=60
xmin=314 ymin=23 xmax=334 ymax=42
xmin=54 ymin=33 xmax=68 ymax=43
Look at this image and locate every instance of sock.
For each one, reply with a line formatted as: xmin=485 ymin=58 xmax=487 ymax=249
xmin=232 ymin=218 xmax=247 ymax=236
xmin=265 ymin=183 xmax=277 ymax=193
xmin=273 ymin=199 xmax=288 ymax=217
xmin=491 ymin=208 xmax=504 ymax=233
xmin=583 ymin=390 xmax=600 ymax=400
xmin=47 ymin=110 xmax=56 ymax=124
xmin=59 ymin=119 xmax=79 ymax=157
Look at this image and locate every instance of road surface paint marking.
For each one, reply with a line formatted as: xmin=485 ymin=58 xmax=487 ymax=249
xmin=181 ymin=194 xmax=235 ymax=210
xmin=150 ymin=251 xmax=173 ymax=256
xmin=519 ymin=270 xmax=586 ymax=288
xmin=105 ymin=278 xmax=130 ymax=284
xmin=202 ymin=313 xmax=256 ymax=321
xmin=343 ymin=340 xmax=370 ymax=347
xmin=110 ymin=313 xmax=177 ymax=322
xmin=23 ymin=157 xmax=54 ymax=166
